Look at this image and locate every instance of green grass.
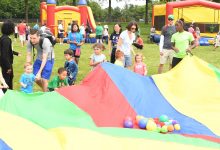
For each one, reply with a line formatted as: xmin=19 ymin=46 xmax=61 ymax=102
xmin=11 ymin=22 xmax=220 ymax=92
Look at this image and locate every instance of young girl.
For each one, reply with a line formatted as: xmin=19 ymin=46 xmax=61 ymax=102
xmin=20 ymin=62 xmax=36 ymax=93
xmin=114 ymin=50 xmax=124 ymax=67
xmin=90 ymin=43 xmax=107 ymax=69
xmin=133 ymin=53 xmax=147 ymax=76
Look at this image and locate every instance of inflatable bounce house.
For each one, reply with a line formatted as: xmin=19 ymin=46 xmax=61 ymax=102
xmin=152 ymin=0 xmax=220 ymax=45
xmin=0 ymin=55 xmax=220 ymax=149
xmin=40 ymin=0 xmax=96 ymax=37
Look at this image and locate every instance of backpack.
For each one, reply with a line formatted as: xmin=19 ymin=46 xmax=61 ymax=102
xmin=31 ymin=30 xmax=56 ymax=60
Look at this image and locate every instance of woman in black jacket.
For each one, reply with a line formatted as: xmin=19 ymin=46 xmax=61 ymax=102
xmin=0 ymin=20 xmax=20 ymax=93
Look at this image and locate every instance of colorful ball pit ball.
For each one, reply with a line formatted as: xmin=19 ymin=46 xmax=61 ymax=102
xmin=159 ymin=115 xmax=169 ymax=122
xmin=167 ymin=125 xmax=174 ymax=132
xmin=123 ymin=120 xmax=133 ymax=128
xmin=172 ymin=120 xmax=178 ymax=125
xmin=161 ymin=125 xmax=168 ymax=133
xmin=136 ymin=115 xmax=144 ymax=124
xmin=138 ymin=118 xmax=148 ymax=129
xmin=146 ymin=121 xmax=157 ymax=131
xmin=174 ymin=124 xmax=181 ymax=130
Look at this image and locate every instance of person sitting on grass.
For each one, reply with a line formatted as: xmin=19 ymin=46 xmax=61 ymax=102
xmin=48 ymin=67 xmax=69 ymax=91
xmin=133 ymin=35 xmax=143 ymax=50
xmin=64 ymin=49 xmax=78 ymax=85
xmin=114 ymin=50 xmax=124 ymax=67
xmin=20 ymin=62 xmax=36 ymax=94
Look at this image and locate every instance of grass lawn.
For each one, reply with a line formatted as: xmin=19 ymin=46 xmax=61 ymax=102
xmin=11 ymin=22 xmax=220 ymax=92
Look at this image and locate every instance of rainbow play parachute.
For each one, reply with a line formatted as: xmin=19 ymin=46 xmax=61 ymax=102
xmin=0 ymin=56 xmax=220 ymax=150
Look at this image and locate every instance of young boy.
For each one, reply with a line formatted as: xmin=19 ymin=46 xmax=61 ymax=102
xmin=64 ymin=49 xmax=78 ymax=85
xmin=48 ymin=67 xmax=68 ymax=91
xmin=20 ymin=62 xmax=36 ymax=93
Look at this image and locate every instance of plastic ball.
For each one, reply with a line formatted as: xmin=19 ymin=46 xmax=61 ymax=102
xmin=172 ymin=120 xmax=178 ymax=125
xmin=161 ymin=125 xmax=168 ymax=133
xmin=167 ymin=125 xmax=174 ymax=132
xmin=156 ymin=126 xmax=161 ymax=133
xmin=135 ymin=115 xmax=144 ymax=124
xmin=159 ymin=115 xmax=169 ymax=122
xmin=146 ymin=121 xmax=157 ymax=131
xmin=123 ymin=120 xmax=133 ymax=128
xmin=174 ymin=124 xmax=181 ymax=130
xmin=158 ymin=122 xmax=165 ymax=127
xmin=138 ymin=118 xmax=148 ymax=129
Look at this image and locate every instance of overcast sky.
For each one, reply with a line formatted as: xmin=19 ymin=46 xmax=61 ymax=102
xmin=90 ymin=0 xmax=146 ymax=9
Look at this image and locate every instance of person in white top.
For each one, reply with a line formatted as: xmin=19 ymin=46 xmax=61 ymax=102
xmin=79 ymin=23 xmax=85 ymax=38
xmin=40 ymin=23 xmax=47 ymax=32
xmin=14 ymin=24 xmax=18 ymax=42
xmin=117 ymin=21 xmax=137 ymax=69
xmin=58 ymin=21 xmax=64 ymax=44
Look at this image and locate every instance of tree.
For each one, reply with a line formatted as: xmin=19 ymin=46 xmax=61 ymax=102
xmin=24 ymin=0 xmax=29 ymax=22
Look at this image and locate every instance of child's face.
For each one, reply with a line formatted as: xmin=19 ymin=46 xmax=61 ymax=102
xmin=135 ymin=56 xmax=142 ymax=63
xmin=25 ymin=65 xmax=33 ymax=74
xmin=120 ymin=55 xmax=124 ymax=61
xmin=59 ymin=71 xmax=67 ymax=80
xmin=64 ymin=54 xmax=72 ymax=60
xmin=94 ymin=47 xmax=101 ymax=55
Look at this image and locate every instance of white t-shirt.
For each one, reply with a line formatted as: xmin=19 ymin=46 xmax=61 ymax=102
xmin=80 ymin=26 xmax=85 ymax=35
xmin=15 ymin=26 xmax=18 ymax=33
xmin=118 ymin=30 xmax=135 ymax=56
xmin=90 ymin=53 xmax=106 ymax=63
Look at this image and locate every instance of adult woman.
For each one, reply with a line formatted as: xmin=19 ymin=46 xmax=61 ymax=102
xmin=117 ymin=21 xmax=138 ymax=69
xmin=171 ymin=20 xmax=196 ymax=68
xmin=109 ymin=23 xmax=122 ymax=63
xmin=67 ymin=23 xmax=84 ymax=64
xmin=0 ymin=20 xmax=20 ymax=93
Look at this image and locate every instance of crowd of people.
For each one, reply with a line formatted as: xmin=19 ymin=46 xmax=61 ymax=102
xmin=0 ymin=15 xmax=201 ymax=95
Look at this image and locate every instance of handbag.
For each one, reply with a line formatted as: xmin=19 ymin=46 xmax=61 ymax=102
xmin=75 ymin=48 xmax=81 ymax=56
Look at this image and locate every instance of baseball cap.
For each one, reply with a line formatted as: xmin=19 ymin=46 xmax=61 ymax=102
xmin=168 ymin=14 xmax=174 ymax=20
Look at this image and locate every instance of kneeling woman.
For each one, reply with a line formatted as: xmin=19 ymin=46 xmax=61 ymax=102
xmin=171 ymin=20 xmax=196 ymax=68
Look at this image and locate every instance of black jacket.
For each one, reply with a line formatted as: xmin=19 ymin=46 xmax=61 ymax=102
xmin=0 ymin=35 xmax=18 ymax=70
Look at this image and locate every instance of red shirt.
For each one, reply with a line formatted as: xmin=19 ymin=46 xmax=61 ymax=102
xmin=18 ymin=23 xmax=26 ymax=35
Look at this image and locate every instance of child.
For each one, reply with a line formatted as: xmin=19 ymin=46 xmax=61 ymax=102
xmin=48 ymin=67 xmax=69 ymax=91
xmin=20 ymin=62 xmax=35 ymax=93
xmin=0 ymin=67 xmax=8 ymax=97
xmin=133 ymin=53 xmax=147 ymax=76
xmin=133 ymin=35 xmax=143 ymax=49
xmin=89 ymin=43 xmax=106 ymax=68
xmin=114 ymin=50 xmax=124 ymax=67
xmin=64 ymin=49 xmax=78 ymax=85
xmin=214 ymin=31 xmax=220 ymax=50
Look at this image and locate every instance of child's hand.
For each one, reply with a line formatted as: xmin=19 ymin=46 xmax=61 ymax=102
xmin=22 ymin=84 xmax=27 ymax=88
xmin=18 ymin=52 xmax=22 ymax=57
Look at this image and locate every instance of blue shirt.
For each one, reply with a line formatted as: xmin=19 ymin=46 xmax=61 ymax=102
xmin=20 ymin=73 xmax=35 ymax=93
xmin=68 ymin=32 xmax=83 ymax=50
xmin=64 ymin=60 xmax=78 ymax=85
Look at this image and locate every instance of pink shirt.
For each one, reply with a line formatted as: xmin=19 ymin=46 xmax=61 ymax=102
xmin=134 ymin=62 xmax=147 ymax=76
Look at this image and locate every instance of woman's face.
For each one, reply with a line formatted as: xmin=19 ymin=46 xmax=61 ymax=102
xmin=130 ymin=25 xmax=137 ymax=33
xmin=73 ymin=25 xmax=78 ymax=32
xmin=175 ymin=22 xmax=182 ymax=32
xmin=114 ymin=24 xmax=120 ymax=33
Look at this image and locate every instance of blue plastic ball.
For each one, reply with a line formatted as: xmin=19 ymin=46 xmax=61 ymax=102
xmin=123 ymin=120 xmax=133 ymax=128
xmin=138 ymin=118 xmax=148 ymax=129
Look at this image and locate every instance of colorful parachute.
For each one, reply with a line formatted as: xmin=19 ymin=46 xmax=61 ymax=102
xmin=0 ymin=56 xmax=220 ymax=150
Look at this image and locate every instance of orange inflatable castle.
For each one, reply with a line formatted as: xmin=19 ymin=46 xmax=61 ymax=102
xmin=40 ymin=0 xmax=96 ymax=37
